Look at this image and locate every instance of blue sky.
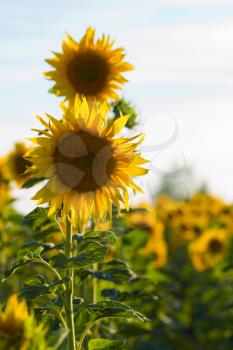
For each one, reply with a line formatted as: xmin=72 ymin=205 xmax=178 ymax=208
xmin=1 ymin=0 xmax=233 ymax=210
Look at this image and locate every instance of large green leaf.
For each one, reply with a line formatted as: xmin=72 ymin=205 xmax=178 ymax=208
xmin=51 ymin=241 xmax=108 ymax=269
xmin=21 ymin=277 xmax=50 ymax=299
xmin=83 ymin=231 xmax=117 ymax=246
xmin=67 ymin=241 xmax=107 ymax=268
xmin=2 ymin=254 xmax=36 ymax=281
xmin=88 ymin=338 xmax=127 ymax=350
xmin=87 ymin=300 xmax=149 ymax=322
xmin=73 ymin=231 xmax=117 ymax=247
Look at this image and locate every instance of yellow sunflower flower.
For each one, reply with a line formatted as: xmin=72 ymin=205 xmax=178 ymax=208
xmin=26 ymin=97 xmax=148 ymax=228
xmin=0 ymin=294 xmax=29 ymax=336
xmin=218 ymin=205 xmax=233 ymax=229
xmin=0 ymin=157 xmax=8 ymax=182
xmin=188 ymin=228 xmax=229 ymax=271
xmin=0 ymin=158 xmax=11 ymax=215
xmin=0 ymin=295 xmax=48 ymax=350
xmin=125 ymin=202 xmax=167 ymax=268
xmin=140 ymin=235 xmax=167 ymax=268
xmin=45 ymin=27 xmax=133 ymax=102
xmin=6 ymin=143 xmax=31 ymax=186
xmin=190 ymin=192 xmax=225 ymax=216
xmin=126 ymin=203 xmax=155 ymax=229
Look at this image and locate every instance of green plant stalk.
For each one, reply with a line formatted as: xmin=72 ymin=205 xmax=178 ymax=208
xmin=77 ymin=317 xmax=122 ymax=350
xmin=92 ymin=263 xmax=98 ymax=304
xmin=65 ymin=219 xmax=76 ymax=350
xmin=77 ymin=320 xmax=96 ymax=350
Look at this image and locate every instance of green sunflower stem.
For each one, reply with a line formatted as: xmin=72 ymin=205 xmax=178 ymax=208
xmin=65 ymin=219 xmax=76 ymax=350
xmin=92 ymin=263 xmax=98 ymax=304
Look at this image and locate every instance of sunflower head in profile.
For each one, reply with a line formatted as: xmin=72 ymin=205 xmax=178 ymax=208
xmin=0 ymin=295 xmax=49 ymax=350
xmin=6 ymin=142 xmax=31 ymax=186
xmin=26 ymin=97 xmax=148 ymax=228
xmin=45 ymin=27 xmax=133 ymax=103
xmin=188 ymin=228 xmax=229 ymax=271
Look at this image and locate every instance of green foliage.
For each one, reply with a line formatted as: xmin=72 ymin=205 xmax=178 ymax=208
xmin=88 ymin=338 xmax=127 ymax=350
xmin=87 ymin=300 xmax=149 ymax=322
xmin=22 ymin=207 xmax=51 ymax=229
xmin=47 ymin=329 xmax=69 ymax=349
xmin=3 ymin=192 xmax=233 ymax=350
xmin=111 ymin=98 xmax=138 ymax=129
xmin=79 ymin=260 xmax=135 ymax=283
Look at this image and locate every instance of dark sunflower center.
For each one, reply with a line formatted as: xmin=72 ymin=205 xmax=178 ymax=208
xmin=14 ymin=154 xmax=30 ymax=177
xmin=136 ymin=223 xmax=153 ymax=234
xmin=208 ymin=238 xmax=223 ymax=254
xmin=54 ymin=131 xmax=116 ymax=192
xmin=67 ymin=52 xmax=109 ymax=95
xmin=0 ymin=321 xmax=22 ymax=336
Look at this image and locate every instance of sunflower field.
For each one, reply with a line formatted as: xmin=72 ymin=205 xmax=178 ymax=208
xmin=1 ymin=27 xmax=233 ymax=350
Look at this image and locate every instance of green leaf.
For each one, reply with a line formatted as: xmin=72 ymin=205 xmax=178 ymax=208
xmin=111 ymin=98 xmax=138 ymax=129
xmin=82 ymin=231 xmax=117 ymax=246
xmin=47 ymin=328 xmax=69 ymax=349
xmin=101 ymin=287 xmax=159 ymax=303
xmin=36 ymin=300 xmax=64 ymax=318
xmin=66 ymin=241 xmax=107 ymax=268
xmin=123 ymin=229 xmax=149 ymax=250
xmin=21 ymin=283 xmax=50 ymax=299
xmin=88 ymin=338 xmax=127 ymax=350
xmin=22 ymin=177 xmax=46 ymax=189
xmin=22 ymin=207 xmax=51 ymax=229
xmin=17 ymin=242 xmax=45 ymax=257
xmin=2 ymin=251 xmax=46 ymax=282
xmin=51 ymin=241 xmax=108 ymax=269
xmin=33 ymin=225 xmax=61 ymax=241
xmin=3 ymin=255 xmax=34 ymax=281
xmin=79 ymin=260 xmax=135 ymax=283
xmin=50 ymin=254 xmax=67 ymax=268
xmin=20 ymin=275 xmax=65 ymax=299
xmin=87 ymin=300 xmax=149 ymax=322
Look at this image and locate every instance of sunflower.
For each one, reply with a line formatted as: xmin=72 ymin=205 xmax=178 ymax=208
xmin=140 ymin=235 xmax=167 ymax=268
xmin=188 ymin=228 xmax=229 ymax=271
xmin=0 ymin=158 xmax=8 ymax=183
xmin=0 ymin=294 xmax=29 ymax=336
xmin=6 ymin=143 xmax=31 ymax=186
xmin=26 ymin=97 xmax=148 ymax=228
xmin=126 ymin=203 xmax=154 ymax=229
xmin=126 ymin=202 xmax=164 ymax=239
xmin=45 ymin=27 xmax=133 ymax=102
xmin=155 ymin=195 xmax=184 ymax=224
xmin=125 ymin=202 xmax=167 ymax=267
xmin=0 ymin=159 xmax=10 ymax=211
xmin=190 ymin=192 xmax=225 ymax=217
xmin=0 ymin=295 xmax=48 ymax=350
